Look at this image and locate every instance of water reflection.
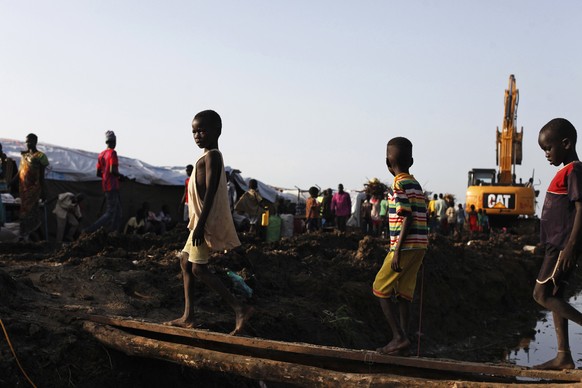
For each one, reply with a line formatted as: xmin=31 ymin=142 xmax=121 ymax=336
xmin=507 ymin=295 xmax=582 ymax=367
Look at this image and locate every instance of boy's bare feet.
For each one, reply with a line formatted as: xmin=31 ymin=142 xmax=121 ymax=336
xmin=376 ymin=337 xmax=410 ymax=355
xmin=230 ymin=305 xmax=255 ymax=335
xmin=534 ymin=351 xmax=576 ymax=370
xmin=163 ymin=317 xmax=197 ymax=329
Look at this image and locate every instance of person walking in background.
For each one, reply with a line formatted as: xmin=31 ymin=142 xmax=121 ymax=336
xmin=446 ymin=202 xmax=456 ymax=238
xmin=16 ymin=133 xmax=49 ymax=241
xmin=533 ymin=118 xmax=582 ymax=370
xmin=373 ymin=137 xmax=428 ymax=355
xmin=180 ymin=164 xmax=194 ymax=222
xmin=434 ymin=193 xmax=447 ymax=234
xmin=305 ymin=186 xmax=321 ymax=232
xmin=320 ymin=188 xmax=334 ymax=228
xmin=455 ymin=203 xmax=466 ymax=240
xmin=165 ymin=109 xmax=253 ymax=334
xmin=370 ymin=195 xmax=382 ymax=236
xmin=360 ymin=194 xmax=372 ymax=234
xmin=0 ymin=142 xmax=17 ymax=194
xmin=427 ymin=193 xmax=437 ymax=220
xmin=85 ymin=131 xmax=124 ymax=234
xmin=234 ymin=179 xmax=265 ymax=235
xmin=477 ymin=209 xmax=484 ymax=233
xmin=53 ymin=192 xmax=83 ymax=243
xmin=331 ymin=183 xmax=351 ymax=233
xmin=467 ymin=204 xmax=479 ymax=236
xmin=0 ymin=142 xmax=17 ymax=230
xmin=480 ymin=209 xmax=490 ymax=236
xmin=379 ymin=192 xmax=389 ymax=238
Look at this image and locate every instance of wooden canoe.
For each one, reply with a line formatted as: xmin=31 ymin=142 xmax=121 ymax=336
xmin=82 ymin=314 xmax=582 ymax=386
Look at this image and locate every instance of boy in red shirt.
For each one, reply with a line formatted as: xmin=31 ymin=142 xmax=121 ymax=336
xmin=534 ymin=118 xmax=582 ymax=370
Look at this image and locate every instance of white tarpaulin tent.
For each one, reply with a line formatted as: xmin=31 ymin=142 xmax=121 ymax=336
xmin=0 ymin=138 xmax=186 ymax=186
xmin=0 ymin=138 xmax=294 ymax=239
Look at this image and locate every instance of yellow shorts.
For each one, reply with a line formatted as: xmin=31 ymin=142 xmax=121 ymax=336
xmin=182 ymin=229 xmax=210 ymax=264
xmin=372 ymin=249 xmax=425 ymax=301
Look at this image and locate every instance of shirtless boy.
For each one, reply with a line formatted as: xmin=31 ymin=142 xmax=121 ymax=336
xmin=534 ymin=118 xmax=582 ymax=369
xmin=166 ymin=110 xmax=253 ymax=335
xmin=373 ymin=137 xmax=428 ymax=355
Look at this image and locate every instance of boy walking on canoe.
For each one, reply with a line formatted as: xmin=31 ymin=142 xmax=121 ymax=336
xmin=166 ymin=110 xmax=253 ymax=335
xmin=373 ymin=137 xmax=428 ymax=355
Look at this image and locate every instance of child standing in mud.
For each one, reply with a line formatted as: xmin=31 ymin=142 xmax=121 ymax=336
xmin=373 ymin=137 xmax=428 ymax=355
xmin=166 ymin=110 xmax=254 ymax=335
xmin=533 ymin=118 xmax=582 ymax=370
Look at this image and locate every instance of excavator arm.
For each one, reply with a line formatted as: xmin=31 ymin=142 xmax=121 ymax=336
xmin=496 ymin=74 xmax=523 ymax=185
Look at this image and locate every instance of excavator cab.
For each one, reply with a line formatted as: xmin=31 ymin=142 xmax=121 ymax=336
xmin=467 ymin=168 xmax=496 ymax=187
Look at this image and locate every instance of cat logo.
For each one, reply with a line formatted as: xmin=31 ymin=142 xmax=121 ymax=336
xmin=483 ymin=193 xmax=515 ymax=209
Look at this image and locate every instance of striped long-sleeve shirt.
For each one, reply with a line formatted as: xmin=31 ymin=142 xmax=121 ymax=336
xmin=388 ymin=173 xmax=428 ymax=251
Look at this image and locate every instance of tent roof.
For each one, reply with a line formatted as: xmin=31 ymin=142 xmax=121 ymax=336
xmin=0 ymin=139 xmax=289 ymax=200
xmin=1 ymin=138 xmax=191 ymax=186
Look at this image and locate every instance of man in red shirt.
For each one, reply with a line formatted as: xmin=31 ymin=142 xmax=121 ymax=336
xmin=86 ymin=131 xmax=124 ymax=233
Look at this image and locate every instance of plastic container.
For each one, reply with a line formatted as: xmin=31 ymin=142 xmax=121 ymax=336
xmin=279 ymin=214 xmax=294 ymax=238
xmin=261 ymin=209 xmax=270 ymax=226
xmin=266 ymin=215 xmax=282 ymax=242
xmin=226 ymin=271 xmax=253 ymax=298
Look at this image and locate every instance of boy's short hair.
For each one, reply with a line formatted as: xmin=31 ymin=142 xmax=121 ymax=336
xmin=26 ymin=133 xmax=38 ymax=142
xmin=194 ymin=110 xmax=222 ymax=135
xmin=308 ymin=186 xmax=319 ymax=197
xmin=387 ymin=137 xmax=413 ymax=153
xmin=540 ymin=118 xmax=577 ymax=145
xmin=387 ymin=137 xmax=413 ymax=166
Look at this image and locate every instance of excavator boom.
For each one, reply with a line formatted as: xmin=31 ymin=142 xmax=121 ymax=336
xmin=496 ymin=74 xmax=523 ymax=185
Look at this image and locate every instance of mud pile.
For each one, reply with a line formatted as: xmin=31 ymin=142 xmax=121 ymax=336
xmin=0 ymin=225 xmax=572 ymax=386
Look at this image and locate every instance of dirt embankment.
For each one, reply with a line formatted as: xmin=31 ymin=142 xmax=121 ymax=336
xmin=0 ymin=225 xmax=569 ymax=387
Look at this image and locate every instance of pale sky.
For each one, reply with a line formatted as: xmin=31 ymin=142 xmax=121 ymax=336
xmin=1 ymin=1 xmax=581 ymax=213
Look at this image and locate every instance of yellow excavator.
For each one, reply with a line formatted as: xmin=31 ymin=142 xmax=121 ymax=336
xmin=465 ymin=75 xmax=537 ymax=219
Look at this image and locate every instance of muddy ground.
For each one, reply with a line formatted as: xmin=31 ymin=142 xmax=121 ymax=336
xmin=0 ymin=222 xmax=578 ymax=387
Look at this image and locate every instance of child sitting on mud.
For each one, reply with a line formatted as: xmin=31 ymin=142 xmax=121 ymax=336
xmin=533 ymin=118 xmax=582 ymax=370
xmin=373 ymin=137 xmax=428 ymax=355
xmin=165 ymin=110 xmax=254 ymax=335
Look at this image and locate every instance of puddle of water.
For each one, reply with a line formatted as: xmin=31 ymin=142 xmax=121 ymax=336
xmin=507 ymin=295 xmax=582 ymax=367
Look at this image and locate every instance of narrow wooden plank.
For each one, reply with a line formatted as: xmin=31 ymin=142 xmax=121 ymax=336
xmin=83 ymin=321 xmax=447 ymax=387
xmin=82 ymin=314 xmax=582 ymax=382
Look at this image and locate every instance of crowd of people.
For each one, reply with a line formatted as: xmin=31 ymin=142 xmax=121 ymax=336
xmin=357 ymin=189 xmax=491 ymax=241
xmin=0 ymin=132 xmax=175 ymax=243
xmin=0 ymin=130 xmax=494 ymax=245
xmin=426 ymin=193 xmax=490 ymax=239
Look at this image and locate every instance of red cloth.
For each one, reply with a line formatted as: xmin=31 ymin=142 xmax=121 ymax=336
xmin=97 ymin=148 xmax=119 ymax=192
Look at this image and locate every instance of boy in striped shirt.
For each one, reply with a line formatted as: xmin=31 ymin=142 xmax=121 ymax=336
xmin=373 ymin=137 xmax=428 ymax=355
